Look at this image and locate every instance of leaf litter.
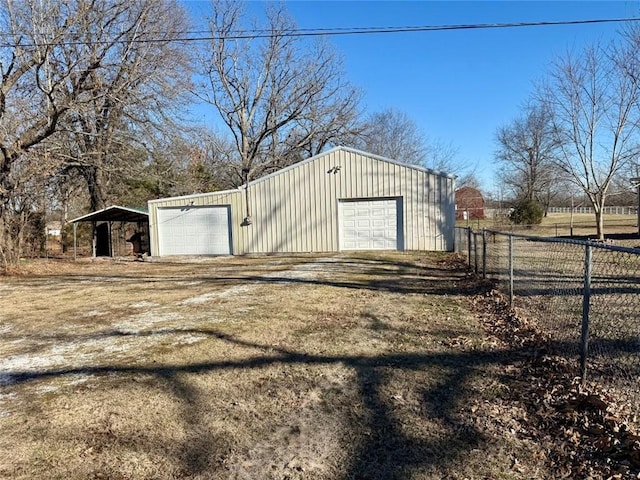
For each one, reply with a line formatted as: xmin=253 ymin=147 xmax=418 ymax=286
xmin=473 ymin=287 xmax=640 ymax=479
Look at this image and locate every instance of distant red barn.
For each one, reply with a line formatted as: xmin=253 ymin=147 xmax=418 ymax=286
xmin=455 ymin=187 xmax=485 ymax=220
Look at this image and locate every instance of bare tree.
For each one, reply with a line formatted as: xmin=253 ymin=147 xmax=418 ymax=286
xmin=285 ymin=91 xmax=364 ymax=159
xmin=424 ymin=136 xmax=462 ymax=173
xmin=456 ymin=172 xmax=482 ymax=190
xmin=494 ymin=102 xmax=562 ymax=214
xmin=0 ymin=148 xmax=58 ymax=267
xmin=541 ymin=42 xmax=640 ymax=239
xmin=198 ymin=0 xmax=360 ymax=208
xmin=0 ymin=0 xmax=99 ymax=267
xmin=358 ymin=107 xmax=465 ymax=175
xmin=359 ymin=108 xmax=427 ymax=164
xmin=51 ymin=0 xmax=191 ymax=211
xmin=0 ymin=0 xmax=191 ymax=268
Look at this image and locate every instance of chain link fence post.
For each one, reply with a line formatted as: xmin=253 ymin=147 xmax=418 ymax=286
xmin=580 ymin=244 xmax=593 ymax=384
xmin=508 ymin=234 xmax=514 ymax=307
xmin=467 ymin=227 xmax=472 ymax=267
xmin=473 ymin=231 xmax=479 ymax=275
xmin=482 ymin=229 xmax=487 ymax=279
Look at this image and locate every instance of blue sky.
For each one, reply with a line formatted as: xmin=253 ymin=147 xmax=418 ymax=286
xmin=187 ymin=1 xmax=639 ymax=191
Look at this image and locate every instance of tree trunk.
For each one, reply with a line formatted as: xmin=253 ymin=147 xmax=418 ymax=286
xmin=83 ymin=166 xmax=107 ymax=212
xmin=0 ymin=177 xmax=19 ymax=270
xmin=0 ymin=206 xmax=27 ymax=272
xmin=594 ymin=206 xmax=605 ymax=240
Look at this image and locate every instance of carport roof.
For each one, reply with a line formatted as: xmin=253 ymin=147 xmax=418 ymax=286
xmin=70 ymin=205 xmax=149 ymax=223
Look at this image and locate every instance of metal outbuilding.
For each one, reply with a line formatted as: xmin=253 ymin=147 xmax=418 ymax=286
xmin=70 ymin=205 xmax=149 ymax=258
xmin=147 ymin=147 xmax=455 ymax=256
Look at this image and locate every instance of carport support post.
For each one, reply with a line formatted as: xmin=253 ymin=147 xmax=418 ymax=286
xmin=580 ymin=244 xmax=593 ymax=384
xmin=92 ymin=221 xmax=97 ymax=257
xmin=108 ymin=221 xmax=113 ymax=257
xmin=73 ymin=222 xmax=77 ymax=261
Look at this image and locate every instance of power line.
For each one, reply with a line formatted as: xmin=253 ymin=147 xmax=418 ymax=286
xmin=1 ymin=17 xmax=639 ymax=48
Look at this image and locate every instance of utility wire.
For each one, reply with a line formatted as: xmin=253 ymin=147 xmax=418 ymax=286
xmin=1 ymin=17 xmax=640 ymax=48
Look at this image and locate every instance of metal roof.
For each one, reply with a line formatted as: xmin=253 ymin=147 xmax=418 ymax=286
xmin=147 ymin=146 xmax=456 ymax=205
xmin=70 ymin=205 xmax=149 ymax=223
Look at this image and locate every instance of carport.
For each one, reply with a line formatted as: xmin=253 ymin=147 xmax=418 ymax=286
xmin=70 ymin=205 xmax=149 ymax=259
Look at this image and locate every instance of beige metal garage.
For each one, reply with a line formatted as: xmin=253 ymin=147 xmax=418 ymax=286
xmin=147 ymin=147 xmax=455 ymax=256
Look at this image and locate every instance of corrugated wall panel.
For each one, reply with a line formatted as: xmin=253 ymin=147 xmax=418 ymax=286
xmin=420 ymin=170 xmax=426 ymax=251
xmin=311 ymin=160 xmax=319 ymax=250
xmin=446 ymin=177 xmax=456 ymax=249
xmin=148 ymin=147 xmax=455 ymax=256
xmin=327 ymin=153 xmax=338 ymax=251
xmin=426 ymin=174 xmax=434 ymax=250
xmin=411 ymin=168 xmax=420 ymax=250
xmin=291 ymin=166 xmax=300 ymax=252
xmin=405 ymin=167 xmax=413 ymax=250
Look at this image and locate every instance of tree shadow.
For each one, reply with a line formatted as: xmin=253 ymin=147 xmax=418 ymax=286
xmin=2 ymin=322 xmax=514 ymax=478
xmin=0 ymin=254 xmax=598 ymax=478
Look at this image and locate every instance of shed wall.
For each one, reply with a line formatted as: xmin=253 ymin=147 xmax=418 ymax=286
xmin=148 ymin=148 xmax=455 ymax=255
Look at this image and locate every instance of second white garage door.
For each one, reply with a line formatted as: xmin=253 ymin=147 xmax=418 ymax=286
xmin=339 ymin=198 xmax=401 ymax=250
xmin=156 ymin=206 xmax=231 ymax=255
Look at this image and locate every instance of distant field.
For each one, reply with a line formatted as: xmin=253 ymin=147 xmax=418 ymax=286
xmin=458 ymin=212 xmax=639 ymax=244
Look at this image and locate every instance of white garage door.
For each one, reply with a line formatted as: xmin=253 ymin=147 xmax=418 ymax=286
xmin=339 ymin=198 xmax=401 ymax=250
xmin=157 ymin=206 xmax=231 ymax=255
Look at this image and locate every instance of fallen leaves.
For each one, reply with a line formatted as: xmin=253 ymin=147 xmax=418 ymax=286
xmin=472 ymin=287 xmax=640 ymax=479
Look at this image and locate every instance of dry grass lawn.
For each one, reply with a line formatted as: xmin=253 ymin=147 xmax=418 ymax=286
xmin=0 ymin=252 xmax=549 ymax=479
xmin=459 ymin=212 xmax=639 ymax=241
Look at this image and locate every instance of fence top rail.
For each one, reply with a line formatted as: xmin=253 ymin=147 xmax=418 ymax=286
xmin=482 ymin=228 xmax=640 ymax=255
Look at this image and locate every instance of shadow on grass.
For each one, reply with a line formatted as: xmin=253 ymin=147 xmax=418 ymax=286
xmin=5 ymin=255 xmax=474 ymax=297
xmin=3 ymin=323 xmax=511 ymax=478
xmin=0 ymin=255 xmax=535 ymax=478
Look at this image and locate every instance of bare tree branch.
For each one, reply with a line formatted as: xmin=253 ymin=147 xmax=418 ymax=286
xmin=197 ymin=0 xmax=361 ymax=197
xmin=540 ymin=40 xmax=640 ymax=239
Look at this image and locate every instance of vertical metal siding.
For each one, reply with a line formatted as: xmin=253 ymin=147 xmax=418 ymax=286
xmin=148 ymin=148 xmax=455 ymax=255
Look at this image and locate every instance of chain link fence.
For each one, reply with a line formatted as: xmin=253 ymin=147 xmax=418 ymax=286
xmin=455 ymin=226 xmax=640 ymax=405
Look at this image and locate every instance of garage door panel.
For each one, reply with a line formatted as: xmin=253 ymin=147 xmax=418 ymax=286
xmin=157 ymin=206 xmax=231 ymax=255
xmin=340 ymin=198 xmax=400 ymax=251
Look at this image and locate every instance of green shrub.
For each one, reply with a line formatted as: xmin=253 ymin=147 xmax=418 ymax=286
xmin=509 ymin=199 xmax=544 ymax=225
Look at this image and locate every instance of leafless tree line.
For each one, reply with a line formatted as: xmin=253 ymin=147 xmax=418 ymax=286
xmin=495 ymin=25 xmax=640 ymax=239
xmin=0 ymin=0 xmax=465 ymax=270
